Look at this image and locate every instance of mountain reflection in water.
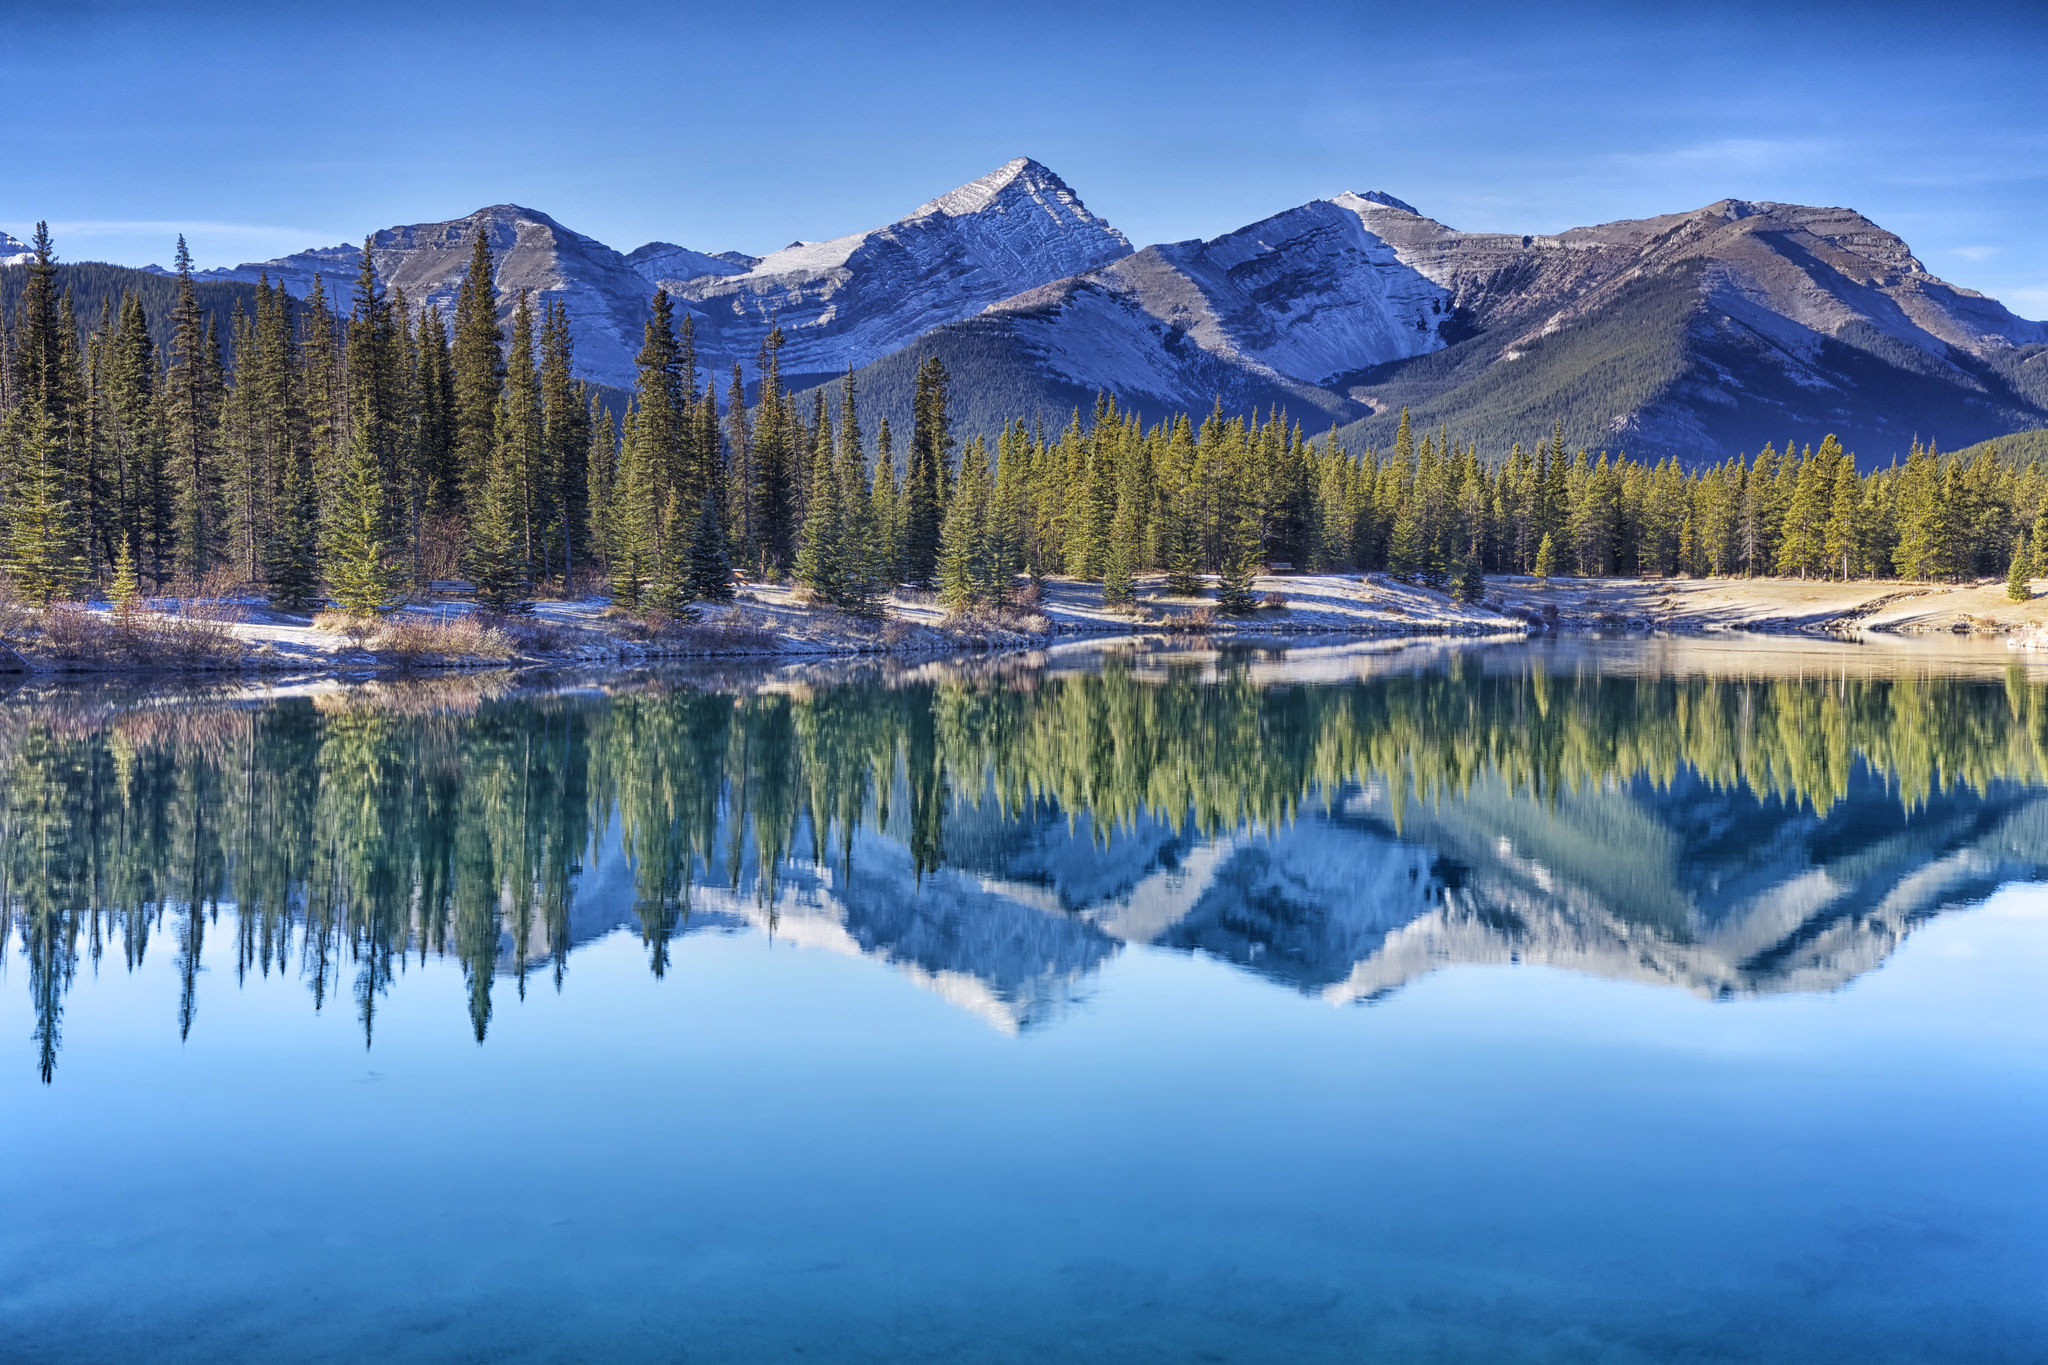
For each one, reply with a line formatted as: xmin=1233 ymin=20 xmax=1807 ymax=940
xmin=10 ymin=640 xmax=2048 ymax=1078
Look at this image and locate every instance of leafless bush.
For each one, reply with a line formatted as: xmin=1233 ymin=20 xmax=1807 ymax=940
xmin=313 ymin=609 xmax=380 ymax=649
xmin=630 ymin=607 xmax=780 ymax=654
xmin=371 ymin=612 xmax=516 ymax=663
xmin=1013 ymin=580 xmax=1043 ymax=608
xmin=38 ymin=604 xmax=244 ymax=668
xmin=940 ymin=606 xmax=1052 ymax=645
xmin=790 ymin=585 xmax=825 ymax=607
xmin=1164 ymin=606 xmax=1217 ymax=632
xmin=1261 ymin=591 xmax=1289 ymax=609
xmin=419 ymin=515 xmax=466 ymax=583
xmin=494 ymin=614 xmax=571 ymax=654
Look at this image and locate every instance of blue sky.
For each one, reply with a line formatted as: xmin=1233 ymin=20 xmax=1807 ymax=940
xmin=6 ymin=0 xmax=2044 ymax=317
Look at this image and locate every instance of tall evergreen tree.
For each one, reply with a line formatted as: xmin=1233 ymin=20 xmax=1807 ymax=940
xmin=324 ymin=420 xmax=401 ymax=616
xmin=902 ymin=355 xmax=952 ymax=587
xmin=450 ymin=228 xmax=504 ymax=510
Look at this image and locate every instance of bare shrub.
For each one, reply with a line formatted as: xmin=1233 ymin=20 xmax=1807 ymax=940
xmin=1261 ymin=591 xmax=1289 ymax=609
xmin=789 ymin=585 xmax=825 ymax=607
xmin=418 ymin=515 xmax=466 ymax=583
xmin=1165 ymin=606 xmax=1217 ymax=633
xmin=635 ymin=607 xmax=780 ymax=654
xmin=1013 ymin=580 xmax=1043 ymax=608
xmin=38 ymin=604 xmax=243 ymax=668
xmin=313 ymin=610 xmax=380 ymax=649
xmin=498 ymin=615 xmax=571 ymax=654
xmin=370 ymin=613 xmax=514 ymax=663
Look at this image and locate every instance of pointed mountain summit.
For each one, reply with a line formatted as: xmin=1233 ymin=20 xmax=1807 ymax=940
xmin=664 ymin=156 xmax=1134 ymax=382
xmin=0 ymin=230 xmax=32 ymax=267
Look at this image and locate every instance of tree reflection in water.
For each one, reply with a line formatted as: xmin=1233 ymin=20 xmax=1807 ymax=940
xmin=10 ymin=647 xmax=2048 ymax=1079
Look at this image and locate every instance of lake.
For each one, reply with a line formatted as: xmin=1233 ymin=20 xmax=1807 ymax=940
xmin=3 ymin=636 xmax=2046 ymax=1363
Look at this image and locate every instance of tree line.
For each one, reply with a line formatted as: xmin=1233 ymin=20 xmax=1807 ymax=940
xmin=6 ymin=220 xmax=2047 ymax=620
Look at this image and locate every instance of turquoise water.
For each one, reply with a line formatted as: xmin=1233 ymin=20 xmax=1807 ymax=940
xmin=3 ymin=639 xmax=2046 ymax=1362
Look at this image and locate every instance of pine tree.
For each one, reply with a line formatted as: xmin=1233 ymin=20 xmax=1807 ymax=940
xmin=1102 ymin=535 xmax=1135 ymax=607
xmin=468 ymin=400 xmax=533 ymax=614
xmin=938 ymin=434 xmax=991 ymax=611
xmin=265 ymin=439 xmax=322 ymax=611
xmin=1534 ymin=531 xmax=1557 ymax=580
xmin=324 ymin=422 xmax=401 ymax=616
xmin=902 ymin=355 xmax=951 ymax=587
xmin=109 ymin=538 xmax=141 ymax=615
xmin=2010 ymin=534 xmax=2033 ymax=602
xmin=1453 ymin=554 xmax=1483 ymax=604
xmin=7 ymin=406 xmax=85 ymax=606
xmin=450 ymin=228 xmax=504 ymax=510
xmin=1214 ymin=484 xmax=1260 ymax=616
xmin=165 ymin=236 xmax=224 ymax=585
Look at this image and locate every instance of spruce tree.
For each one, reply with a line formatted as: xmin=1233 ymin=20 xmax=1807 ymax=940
xmin=110 ymin=538 xmax=141 ymax=615
xmin=2010 ymin=535 xmax=2033 ymax=602
xmin=468 ymin=401 xmax=533 ymax=614
xmin=266 ymin=439 xmax=322 ymax=612
xmin=1102 ymin=536 xmax=1135 ymax=607
xmin=869 ymin=417 xmax=901 ymax=590
xmin=902 ymin=355 xmax=952 ymax=587
xmin=1453 ymin=554 xmax=1483 ymax=604
xmin=165 ymin=236 xmax=224 ymax=586
xmin=1534 ymin=531 xmax=1558 ymax=580
xmin=794 ymin=408 xmax=844 ymax=604
xmin=324 ymin=422 xmax=401 ymax=616
xmin=7 ymin=406 xmax=85 ymax=606
xmin=450 ymin=228 xmax=504 ymax=509
xmin=938 ymin=435 xmax=990 ymax=611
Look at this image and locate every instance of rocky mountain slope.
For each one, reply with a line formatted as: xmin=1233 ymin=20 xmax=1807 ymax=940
xmin=0 ymin=230 xmax=30 ymax=267
xmin=104 ymin=168 xmax=2048 ymax=463
xmin=1323 ymin=195 xmax=2048 ymax=462
xmin=658 ymin=157 xmax=1133 ymax=385
xmin=835 ymin=192 xmax=2048 ymax=464
xmin=199 ymin=158 xmax=1131 ymax=393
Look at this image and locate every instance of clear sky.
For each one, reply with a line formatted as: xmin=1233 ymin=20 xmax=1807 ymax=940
xmin=5 ymin=0 xmax=2044 ymax=318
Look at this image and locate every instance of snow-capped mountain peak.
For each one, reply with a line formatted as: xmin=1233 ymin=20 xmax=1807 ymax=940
xmin=1331 ymin=190 xmax=1421 ymax=216
xmin=668 ymin=156 xmax=1135 ymax=380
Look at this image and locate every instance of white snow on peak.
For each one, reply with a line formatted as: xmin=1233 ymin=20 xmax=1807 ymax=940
xmin=672 ymin=157 xmax=1134 ymax=374
xmin=1331 ymin=190 xmax=1423 ymax=218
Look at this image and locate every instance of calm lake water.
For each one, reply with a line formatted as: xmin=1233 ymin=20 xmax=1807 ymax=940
xmin=4 ymin=637 xmax=2046 ymax=1363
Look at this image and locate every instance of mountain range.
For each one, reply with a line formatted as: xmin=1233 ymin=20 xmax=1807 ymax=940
xmin=59 ymin=160 xmax=2048 ymax=463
